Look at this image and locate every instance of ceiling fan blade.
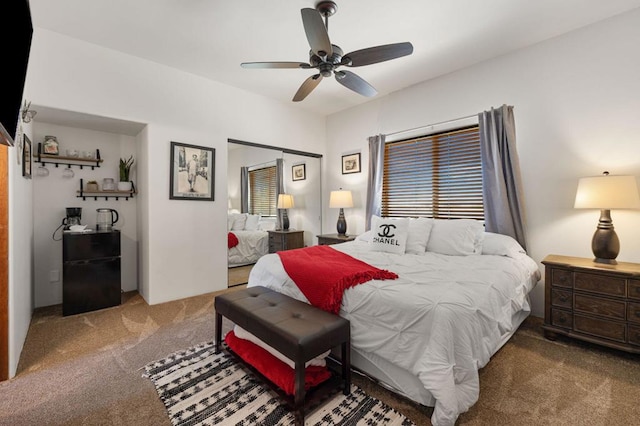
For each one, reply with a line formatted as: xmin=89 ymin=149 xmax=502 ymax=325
xmin=293 ymin=74 xmax=323 ymax=102
xmin=343 ymin=42 xmax=413 ymax=67
xmin=334 ymin=71 xmax=377 ymax=97
xmin=301 ymin=8 xmax=332 ymax=57
xmin=241 ymin=62 xmax=310 ymax=69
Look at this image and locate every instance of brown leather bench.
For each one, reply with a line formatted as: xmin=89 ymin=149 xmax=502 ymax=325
xmin=215 ymin=285 xmax=351 ymax=426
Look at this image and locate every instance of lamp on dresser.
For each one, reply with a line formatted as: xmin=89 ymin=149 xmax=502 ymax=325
xmin=277 ymin=193 xmax=294 ymax=231
xmin=329 ymin=189 xmax=353 ymax=236
xmin=574 ymin=171 xmax=640 ymax=264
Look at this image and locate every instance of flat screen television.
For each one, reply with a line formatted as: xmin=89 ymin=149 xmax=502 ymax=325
xmin=0 ymin=0 xmax=33 ymax=146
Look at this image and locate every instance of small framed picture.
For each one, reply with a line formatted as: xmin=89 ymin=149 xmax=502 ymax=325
xmin=292 ymin=163 xmax=306 ymax=181
xmin=22 ymin=134 xmax=32 ymax=178
xmin=170 ymin=141 xmax=215 ymax=201
xmin=341 ymin=153 xmax=361 ymax=174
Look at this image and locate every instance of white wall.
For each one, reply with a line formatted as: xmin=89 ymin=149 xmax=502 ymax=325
xmin=325 ymin=9 xmax=640 ymax=317
xmin=8 ymin=125 xmax=34 ymax=379
xmin=31 ymin=122 xmax=138 ymax=308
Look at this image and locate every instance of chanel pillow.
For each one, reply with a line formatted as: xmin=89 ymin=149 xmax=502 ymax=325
xmin=426 ymin=219 xmax=484 ymax=256
xmin=369 ymin=215 xmax=409 ymax=254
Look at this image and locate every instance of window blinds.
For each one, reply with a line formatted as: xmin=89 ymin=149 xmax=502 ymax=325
xmin=382 ymin=126 xmax=484 ymax=220
xmin=248 ymin=166 xmax=277 ymax=216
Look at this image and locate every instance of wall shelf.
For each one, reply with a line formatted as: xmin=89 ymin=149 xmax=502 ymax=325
xmin=35 ymin=143 xmax=103 ymax=169
xmin=77 ymin=179 xmax=136 ymax=201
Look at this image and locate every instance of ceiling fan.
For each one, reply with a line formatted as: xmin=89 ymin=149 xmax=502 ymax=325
xmin=240 ymin=1 xmax=413 ymax=102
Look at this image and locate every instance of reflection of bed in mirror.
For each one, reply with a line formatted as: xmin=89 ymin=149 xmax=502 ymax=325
xmin=226 ymin=138 xmax=324 ymax=278
xmin=228 ymin=213 xmax=275 ymax=267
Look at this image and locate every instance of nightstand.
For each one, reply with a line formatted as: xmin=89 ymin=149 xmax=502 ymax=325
xmin=316 ymin=233 xmax=356 ymax=246
xmin=542 ymin=254 xmax=640 ymax=354
xmin=267 ymin=230 xmax=304 ymax=253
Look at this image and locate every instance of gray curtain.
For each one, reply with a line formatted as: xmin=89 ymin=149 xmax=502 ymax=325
xmin=478 ymin=105 xmax=528 ymax=250
xmin=365 ymin=134 xmax=385 ymax=230
xmin=240 ymin=166 xmax=249 ymax=213
xmin=276 ymin=158 xmax=285 ymax=229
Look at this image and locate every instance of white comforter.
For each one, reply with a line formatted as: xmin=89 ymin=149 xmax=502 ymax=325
xmin=228 ymin=230 xmax=269 ymax=266
xmin=247 ymin=240 xmax=540 ymax=426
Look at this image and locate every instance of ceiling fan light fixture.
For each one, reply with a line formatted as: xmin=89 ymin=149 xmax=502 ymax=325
xmin=241 ymin=1 xmax=413 ymax=101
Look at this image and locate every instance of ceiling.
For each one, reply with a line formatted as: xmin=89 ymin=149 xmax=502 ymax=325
xmin=29 ymin=0 xmax=640 ymax=116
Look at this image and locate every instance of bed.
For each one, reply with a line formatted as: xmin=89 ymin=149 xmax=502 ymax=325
xmin=245 ymin=217 xmax=541 ymax=426
xmin=227 ymin=213 xmax=275 ymax=267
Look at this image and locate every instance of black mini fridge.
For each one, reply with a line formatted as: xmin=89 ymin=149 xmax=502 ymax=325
xmin=62 ymin=230 xmax=121 ymax=316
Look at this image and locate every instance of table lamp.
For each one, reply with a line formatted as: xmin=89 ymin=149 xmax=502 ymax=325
xmin=574 ymin=172 xmax=640 ymax=264
xmin=329 ymin=189 xmax=353 ymax=236
xmin=277 ymin=193 xmax=294 ymax=230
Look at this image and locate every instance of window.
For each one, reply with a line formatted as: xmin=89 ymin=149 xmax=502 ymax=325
xmin=382 ymin=126 xmax=484 ymax=220
xmin=248 ymin=166 xmax=277 ymax=216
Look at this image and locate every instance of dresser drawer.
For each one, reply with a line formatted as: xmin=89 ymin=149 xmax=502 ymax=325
xmin=551 ymin=268 xmax=572 ymax=288
xmin=628 ymin=302 xmax=640 ymax=325
xmin=551 ymin=288 xmax=572 ymax=309
xmin=629 ymin=280 xmax=640 ymax=301
xmin=574 ymin=293 xmax=625 ymax=320
xmin=551 ymin=308 xmax=572 ymax=329
xmin=574 ymin=272 xmax=626 ymax=297
xmin=629 ymin=325 xmax=640 ymax=346
xmin=574 ymin=314 xmax=626 ymax=343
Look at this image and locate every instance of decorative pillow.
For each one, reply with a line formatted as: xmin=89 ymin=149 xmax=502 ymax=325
xmin=481 ymin=232 xmax=526 ymax=258
xmin=258 ymin=220 xmax=276 ymax=231
xmin=231 ymin=213 xmax=247 ymax=231
xmin=405 ymin=217 xmax=434 ymax=255
xmin=369 ymin=215 xmax=409 ymax=254
xmin=356 ymin=230 xmax=372 ymax=242
xmin=244 ymin=214 xmax=260 ymax=231
xmin=426 ymin=219 xmax=484 ymax=256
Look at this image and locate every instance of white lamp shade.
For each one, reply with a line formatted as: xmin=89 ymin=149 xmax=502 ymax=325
xmin=575 ymin=175 xmax=640 ymax=209
xmin=277 ymin=193 xmax=294 ymax=209
xmin=329 ymin=190 xmax=354 ymax=208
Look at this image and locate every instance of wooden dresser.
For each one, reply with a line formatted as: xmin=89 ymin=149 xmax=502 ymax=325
xmin=267 ymin=230 xmax=304 ymax=253
xmin=542 ymin=254 xmax=640 ymax=354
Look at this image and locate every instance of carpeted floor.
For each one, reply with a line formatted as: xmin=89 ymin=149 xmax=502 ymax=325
xmin=0 ymin=289 xmax=639 ymax=425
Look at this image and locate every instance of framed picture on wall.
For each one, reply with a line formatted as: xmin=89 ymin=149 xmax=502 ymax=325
xmin=341 ymin=152 xmax=361 ymax=174
xmin=292 ymin=163 xmax=306 ymax=181
xmin=169 ymin=141 xmax=215 ymax=201
xmin=22 ymin=134 xmax=32 ymax=178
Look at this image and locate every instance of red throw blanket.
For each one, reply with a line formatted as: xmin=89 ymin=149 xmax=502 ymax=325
xmin=228 ymin=232 xmax=239 ymax=249
xmin=278 ymin=245 xmax=398 ymax=314
xmin=225 ymin=330 xmax=331 ymax=395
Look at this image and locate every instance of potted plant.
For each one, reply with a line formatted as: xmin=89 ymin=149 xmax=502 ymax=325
xmin=118 ymin=155 xmax=134 ymax=191
xmin=86 ymin=180 xmax=99 ymax=192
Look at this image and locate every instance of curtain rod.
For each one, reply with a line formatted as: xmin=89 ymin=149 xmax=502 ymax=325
xmin=384 ymin=112 xmax=478 ymax=138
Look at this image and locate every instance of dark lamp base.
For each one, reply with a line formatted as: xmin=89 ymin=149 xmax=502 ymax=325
xmin=591 ymin=209 xmax=619 ymax=265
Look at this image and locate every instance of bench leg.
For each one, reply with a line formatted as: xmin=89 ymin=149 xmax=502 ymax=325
xmin=294 ymin=360 xmax=305 ymax=426
xmin=215 ymin=312 xmax=222 ymax=354
xmin=341 ymin=341 xmax=351 ymax=395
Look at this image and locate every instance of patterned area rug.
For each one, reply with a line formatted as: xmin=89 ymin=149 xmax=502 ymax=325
xmin=142 ymin=341 xmax=416 ymax=425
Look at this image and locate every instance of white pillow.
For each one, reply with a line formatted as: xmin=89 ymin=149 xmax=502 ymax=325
xmin=258 ymin=220 xmax=276 ymax=231
xmin=227 ymin=215 xmax=235 ymax=231
xmin=405 ymin=217 xmax=434 ymax=255
xmin=369 ymin=215 xmax=409 ymax=254
xmin=481 ymin=232 xmax=526 ymax=258
xmin=426 ymin=219 xmax=484 ymax=256
xmin=244 ymin=214 xmax=260 ymax=231
xmin=356 ymin=230 xmax=372 ymax=242
xmin=231 ymin=213 xmax=247 ymax=231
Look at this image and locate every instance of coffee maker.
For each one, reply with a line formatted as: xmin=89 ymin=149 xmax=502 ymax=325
xmin=63 ymin=207 xmax=82 ymax=230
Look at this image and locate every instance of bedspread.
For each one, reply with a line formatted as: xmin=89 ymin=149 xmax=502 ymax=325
xmin=248 ymin=240 xmax=540 ymax=426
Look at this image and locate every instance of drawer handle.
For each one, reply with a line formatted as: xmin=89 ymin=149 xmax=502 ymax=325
xmin=634 ymin=310 xmax=640 ymax=319
xmin=557 ymin=316 xmax=567 ymax=324
xmin=558 ymin=294 xmax=569 ymax=303
xmin=632 ymin=287 xmax=640 ymax=297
